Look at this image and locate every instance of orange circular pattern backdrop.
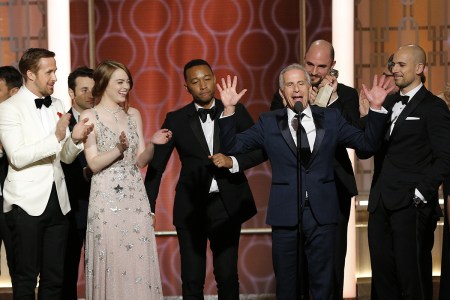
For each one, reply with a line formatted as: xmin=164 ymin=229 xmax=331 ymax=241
xmin=70 ymin=0 xmax=331 ymax=296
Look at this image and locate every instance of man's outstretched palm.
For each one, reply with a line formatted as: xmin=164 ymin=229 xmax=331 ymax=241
xmin=217 ymin=75 xmax=247 ymax=112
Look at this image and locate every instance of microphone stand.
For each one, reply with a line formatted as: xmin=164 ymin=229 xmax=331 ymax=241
xmin=295 ymin=111 xmax=307 ymax=300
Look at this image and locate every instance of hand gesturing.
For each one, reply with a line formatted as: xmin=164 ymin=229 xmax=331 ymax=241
xmin=150 ymin=129 xmax=172 ymax=145
xmin=362 ymin=75 xmax=395 ymax=110
xmin=216 ymin=75 xmax=247 ymax=115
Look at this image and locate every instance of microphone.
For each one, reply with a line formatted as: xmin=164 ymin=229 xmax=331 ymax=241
xmin=293 ymin=101 xmax=304 ymax=114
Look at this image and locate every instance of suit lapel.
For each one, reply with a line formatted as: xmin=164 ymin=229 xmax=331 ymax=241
xmin=390 ymin=87 xmax=425 ymax=137
xmin=188 ymin=103 xmax=211 ymax=155
xmin=67 ymin=108 xmax=88 ymax=167
xmin=68 ymin=108 xmax=77 ymax=131
xmin=309 ymin=107 xmax=325 ymax=164
xmin=212 ymin=101 xmax=224 ymax=154
xmin=17 ymin=88 xmax=45 ymax=135
xmin=277 ymin=109 xmax=297 ymax=156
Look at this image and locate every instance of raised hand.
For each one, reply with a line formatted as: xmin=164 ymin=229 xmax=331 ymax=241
xmin=361 ymin=74 xmax=394 ymax=110
xmin=150 ymin=129 xmax=172 ymax=145
xmin=216 ymin=75 xmax=247 ymax=116
xmin=359 ymin=89 xmax=370 ymax=117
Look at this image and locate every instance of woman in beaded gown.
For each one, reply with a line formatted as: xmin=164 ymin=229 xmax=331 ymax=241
xmin=80 ymin=60 xmax=172 ymax=300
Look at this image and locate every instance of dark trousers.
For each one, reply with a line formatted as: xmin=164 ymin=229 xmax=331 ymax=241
xmin=0 ymin=196 xmax=15 ymax=286
xmin=5 ymin=184 xmax=69 ymax=300
xmin=334 ymin=191 xmax=351 ymax=300
xmin=176 ymin=192 xmax=241 ymax=300
xmin=61 ymin=211 xmax=85 ymax=300
xmin=368 ymin=199 xmax=437 ymax=300
xmin=272 ymin=206 xmax=336 ymax=300
xmin=439 ymin=192 xmax=450 ymax=300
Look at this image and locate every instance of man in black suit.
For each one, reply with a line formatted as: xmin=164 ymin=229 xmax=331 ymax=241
xmin=145 ymin=59 xmax=266 ymax=300
xmin=271 ymin=40 xmax=360 ymax=299
xmin=61 ymin=66 xmax=94 ymax=299
xmin=218 ymin=64 xmax=392 ymax=299
xmin=366 ymin=45 xmax=450 ymax=300
xmin=0 ymin=66 xmax=22 ymax=286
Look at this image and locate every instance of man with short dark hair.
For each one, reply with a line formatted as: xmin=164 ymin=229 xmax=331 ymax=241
xmin=61 ymin=66 xmax=94 ymax=300
xmin=0 ymin=65 xmax=22 ymax=287
xmin=0 ymin=66 xmax=22 ymax=103
xmin=0 ymin=48 xmax=93 ymax=299
xmin=145 ymin=59 xmax=266 ymax=299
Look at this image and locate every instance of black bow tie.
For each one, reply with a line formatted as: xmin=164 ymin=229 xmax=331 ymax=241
xmin=198 ymin=107 xmax=217 ymax=123
xmin=35 ymin=96 xmax=52 ymax=109
xmin=397 ymin=95 xmax=409 ymax=105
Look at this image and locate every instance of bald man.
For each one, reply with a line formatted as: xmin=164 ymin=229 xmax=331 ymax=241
xmin=365 ymin=45 xmax=450 ymax=299
xmin=271 ymin=40 xmax=360 ymax=299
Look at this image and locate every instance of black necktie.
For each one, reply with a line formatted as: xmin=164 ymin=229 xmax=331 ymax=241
xmin=293 ymin=113 xmax=311 ymax=166
xmin=198 ymin=107 xmax=217 ymax=123
xmin=35 ymin=96 xmax=52 ymax=109
xmin=398 ymin=95 xmax=409 ymax=105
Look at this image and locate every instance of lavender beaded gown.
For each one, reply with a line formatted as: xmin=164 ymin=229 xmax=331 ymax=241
xmin=85 ymin=110 xmax=163 ymax=300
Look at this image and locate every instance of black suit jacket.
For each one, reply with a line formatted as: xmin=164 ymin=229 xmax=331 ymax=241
xmin=0 ymin=154 xmax=7 ymax=195
xmin=271 ymin=83 xmax=360 ymax=198
xmin=145 ymin=100 xmax=267 ymax=227
xmin=0 ymin=153 xmax=7 ymax=213
xmin=368 ymin=86 xmax=450 ymax=212
xmin=60 ymin=109 xmax=90 ymax=229
xmin=219 ymin=106 xmax=388 ymax=226
xmin=328 ymin=83 xmax=360 ymax=198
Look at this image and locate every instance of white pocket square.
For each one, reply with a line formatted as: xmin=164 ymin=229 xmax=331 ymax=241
xmin=406 ymin=117 xmax=420 ymax=120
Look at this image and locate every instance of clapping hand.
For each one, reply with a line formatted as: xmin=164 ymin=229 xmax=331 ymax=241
xmin=216 ymin=75 xmax=247 ymax=116
xmin=362 ymin=75 xmax=394 ymax=110
xmin=72 ymin=117 xmax=94 ymax=144
xmin=55 ymin=113 xmax=71 ymax=142
xmin=117 ymin=131 xmax=129 ymax=154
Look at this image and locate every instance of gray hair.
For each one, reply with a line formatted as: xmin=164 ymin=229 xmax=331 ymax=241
xmin=279 ymin=63 xmax=311 ymax=88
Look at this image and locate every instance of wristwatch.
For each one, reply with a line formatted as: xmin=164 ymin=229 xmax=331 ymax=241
xmin=412 ymin=195 xmax=423 ymax=207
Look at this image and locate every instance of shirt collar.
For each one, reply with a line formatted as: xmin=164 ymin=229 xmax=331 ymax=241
xmin=400 ymin=83 xmax=423 ymax=100
xmin=72 ymin=107 xmax=81 ymax=122
xmin=194 ymin=99 xmax=216 ymax=111
xmin=23 ymin=86 xmax=46 ymax=101
xmin=287 ymin=104 xmax=312 ymax=121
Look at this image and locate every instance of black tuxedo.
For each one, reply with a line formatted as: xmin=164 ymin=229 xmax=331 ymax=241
xmin=0 ymin=153 xmax=14 ymax=285
xmin=271 ymin=83 xmax=360 ymax=299
xmin=61 ymin=109 xmax=91 ymax=300
xmin=219 ymin=105 xmax=388 ymax=299
xmin=439 ymin=177 xmax=450 ymax=300
xmin=145 ymin=100 xmax=266 ymax=299
xmin=327 ymin=83 xmax=360 ymax=299
xmin=367 ymin=86 xmax=450 ymax=300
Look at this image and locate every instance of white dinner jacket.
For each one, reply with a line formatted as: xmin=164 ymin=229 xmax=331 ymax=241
xmin=0 ymin=86 xmax=83 ymax=216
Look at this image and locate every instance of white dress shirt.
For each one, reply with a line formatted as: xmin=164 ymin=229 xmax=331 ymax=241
xmin=195 ymin=101 xmax=239 ymax=194
xmin=389 ymin=83 xmax=423 ymax=134
xmin=287 ymin=105 xmax=315 ymax=150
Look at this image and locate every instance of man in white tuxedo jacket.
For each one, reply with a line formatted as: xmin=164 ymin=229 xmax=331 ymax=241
xmin=0 ymin=48 xmax=93 ymax=300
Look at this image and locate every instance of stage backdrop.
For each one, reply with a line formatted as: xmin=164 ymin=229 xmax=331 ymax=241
xmin=69 ymin=0 xmax=330 ymax=296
